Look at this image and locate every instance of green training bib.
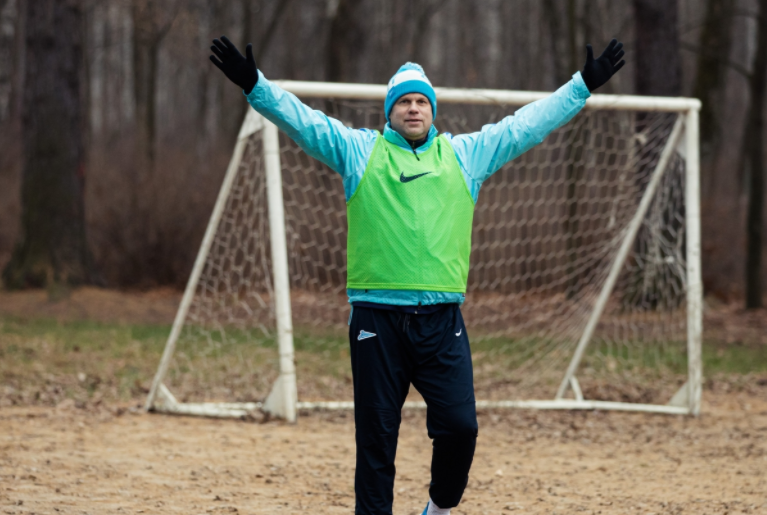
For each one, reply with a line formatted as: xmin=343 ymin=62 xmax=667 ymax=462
xmin=346 ymin=134 xmax=475 ymax=292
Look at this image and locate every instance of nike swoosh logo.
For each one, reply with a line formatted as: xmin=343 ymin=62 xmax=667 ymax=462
xmin=400 ymin=172 xmax=432 ymax=183
xmin=456 ymin=329 xmax=462 ymax=337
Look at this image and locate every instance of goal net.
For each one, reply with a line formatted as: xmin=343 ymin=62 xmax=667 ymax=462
xmin=145 ymin=82 xmax=702 ymax=421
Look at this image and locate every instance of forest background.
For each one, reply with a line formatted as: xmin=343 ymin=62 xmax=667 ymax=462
xmin=0 ymin=0 xmax=764 ymax=308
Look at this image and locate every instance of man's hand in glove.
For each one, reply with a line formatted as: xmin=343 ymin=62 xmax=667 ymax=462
xmin=210 ymin=36 xmax=258 ymax=94
xmin=581 ymin=39 xmax=625 ymax=92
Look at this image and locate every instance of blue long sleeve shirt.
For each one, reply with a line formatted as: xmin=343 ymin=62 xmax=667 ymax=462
xmin=245 ymin=71 xmax=591 ymax=306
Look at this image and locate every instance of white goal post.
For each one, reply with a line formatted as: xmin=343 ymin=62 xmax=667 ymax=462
xmin=145 ymin=81 xmax=702 ymax=422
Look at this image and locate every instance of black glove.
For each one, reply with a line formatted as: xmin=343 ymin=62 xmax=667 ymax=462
xmin=210 ymin=36 xmax=259 ymax=94
xmin=581 ymin=39 xmax=625 ymax=92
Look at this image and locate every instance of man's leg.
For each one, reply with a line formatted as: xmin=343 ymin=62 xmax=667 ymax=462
xmin=409 ymin=305 xmax=477 ymax=510
xmin=349 ymin=307 xmax=412 ymax=515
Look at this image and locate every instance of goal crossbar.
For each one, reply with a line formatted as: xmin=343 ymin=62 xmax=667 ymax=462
xmin=274 ymin=80 xmax=702 ymax=111
xmin=145 ymin=81 xmax=703 ymax=421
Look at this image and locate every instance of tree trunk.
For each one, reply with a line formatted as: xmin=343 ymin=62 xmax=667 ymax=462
xmin=132 ymin=0 xmax=160 ymax=175
xmin=409 ymin=0 xmax=447 ymax=66
xmin=131 ymin=0 xmax=175 ymax=175
xmin=693 ymin=0 xmax=735 ymax=199
xmin=130 ymin=0 xmax=158 ymax=278
xmin=327 ymin=0 xmax=363 ymax=83
xmin=542 ymin=0 xmax=584 ymax=297
xmin=3 ymin=0 xmax=94 ymax=289
xmin=241 ymin=0 xmax=254 ymax=51
xmin=633 ymin=0 xmax=681 ymax=96
xmin=627 ymin=0 xmax=682 ymax=310
xmin=129 ymin=0 xmax=175 ymax=283
xmin=744 ymin=0 xmax=767 ymax=309
xmin=0 ymin=0 xmax=18 ymax=123
xmin=542 ymin=0 xmax=576 ymax=86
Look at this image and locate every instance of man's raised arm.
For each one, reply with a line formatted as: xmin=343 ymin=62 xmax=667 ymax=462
xmin=449 ymin=39 xmax=626 ymax=190
xmin=209 ymin=36 xmax=375 ymax=185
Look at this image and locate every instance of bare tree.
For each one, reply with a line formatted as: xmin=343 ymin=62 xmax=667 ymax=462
xmin=542 ymin=0 xmax=581 ymax=85
xmin=406 ymin=0 xmax=448 ymax=67
xmin=691 ymin=0 xmax=736 ymax=198
xmin=3 ymin=0 xmax=95 ymax=289
xmin=0 ymin=0 xmax=22 ymax=274
xmin=633 ymin=0 xmax=681 ymax=96
xmin=744 ymin=0 xmax=767 ymax=309
xmin=125 ymin=0 xmax=177 ymax=281
xmin=542 ymin=0 xmax=586 ymax=297
xmin=132 ymin=0 xmax=175 ymax=172
xmin=626 ymin=0 xmax=683 ymax=309
xmin=326 ymin=0 xmax=364 ymax=82
xmin=0 ymin=0 xmax=17 ymax=123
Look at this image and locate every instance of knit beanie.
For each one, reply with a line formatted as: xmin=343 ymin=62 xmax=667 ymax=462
xmin=384 ymin=62 xmax=437 ymax=122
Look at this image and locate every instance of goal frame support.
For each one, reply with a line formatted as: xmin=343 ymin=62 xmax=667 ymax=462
xmin=145 ymin=81 xmax=703 ymax=420
xmin=554 ymin=116 xmax=685 ymax=399
xmin=145 ymin=115 xmax=298 ymax=422
xmin=143 ymin=119 xmax=256 ymax=415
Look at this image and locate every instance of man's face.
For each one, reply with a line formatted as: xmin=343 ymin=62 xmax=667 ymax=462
xmin=389 ymin=93 xmax=433 ymax=141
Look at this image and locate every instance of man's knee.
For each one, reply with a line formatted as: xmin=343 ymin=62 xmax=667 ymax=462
xmin=426 ymin=402 xmax=478 ymax=439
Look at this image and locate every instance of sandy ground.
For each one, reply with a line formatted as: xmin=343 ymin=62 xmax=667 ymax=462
xmin=1 ymin=389 xmax=765 ymax=515
xmin=2 ymin=288 xmax=767 ymax=513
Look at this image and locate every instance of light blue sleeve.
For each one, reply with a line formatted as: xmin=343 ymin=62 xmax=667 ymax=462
xmin=449 ymin=72 xmax=591 ymax=202
xmin=245 ymin=71 xmax=376 ymax=201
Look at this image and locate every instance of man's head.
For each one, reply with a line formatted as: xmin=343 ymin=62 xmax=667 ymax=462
xmin=385 ymin=63 xmax=436 ymax=141
xmin=389 ymin=93 xmax=433 ymax=141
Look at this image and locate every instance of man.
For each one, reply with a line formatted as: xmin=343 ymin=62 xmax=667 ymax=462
xmin=210 ymin=36 xmax=624 ymax=515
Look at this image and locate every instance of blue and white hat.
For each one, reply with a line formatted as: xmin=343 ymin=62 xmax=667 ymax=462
xmin=384 ymin=62 xmax=437 ymax=122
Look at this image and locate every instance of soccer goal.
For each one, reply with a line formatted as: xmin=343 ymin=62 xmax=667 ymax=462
xmin=145 ymin=81 xmax=702 ymax=422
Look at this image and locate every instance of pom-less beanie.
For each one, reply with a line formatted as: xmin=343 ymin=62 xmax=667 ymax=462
xmin=384 ymin=62 xmax=437 ymax=122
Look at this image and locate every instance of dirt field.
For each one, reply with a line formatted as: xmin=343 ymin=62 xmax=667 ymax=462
xmin=1 ymin=288 xmax=767 ymax=514
xmin=0 ymin=388 xmax=765 ymax=515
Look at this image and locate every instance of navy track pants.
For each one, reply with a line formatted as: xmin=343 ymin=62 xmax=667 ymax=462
xmin=349 ymin=304 xmax=478 ymax=515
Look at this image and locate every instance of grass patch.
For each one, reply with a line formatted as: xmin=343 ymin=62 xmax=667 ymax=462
xmin=471 ymin=333 xmax=767 ymax=376
xmin=0 ymin=316 xmax=170 ymax=403
xmin=2 ymin=316 xmax=765 ymax=406
xmin=703 ymin=341 xmax=767 ymax=375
